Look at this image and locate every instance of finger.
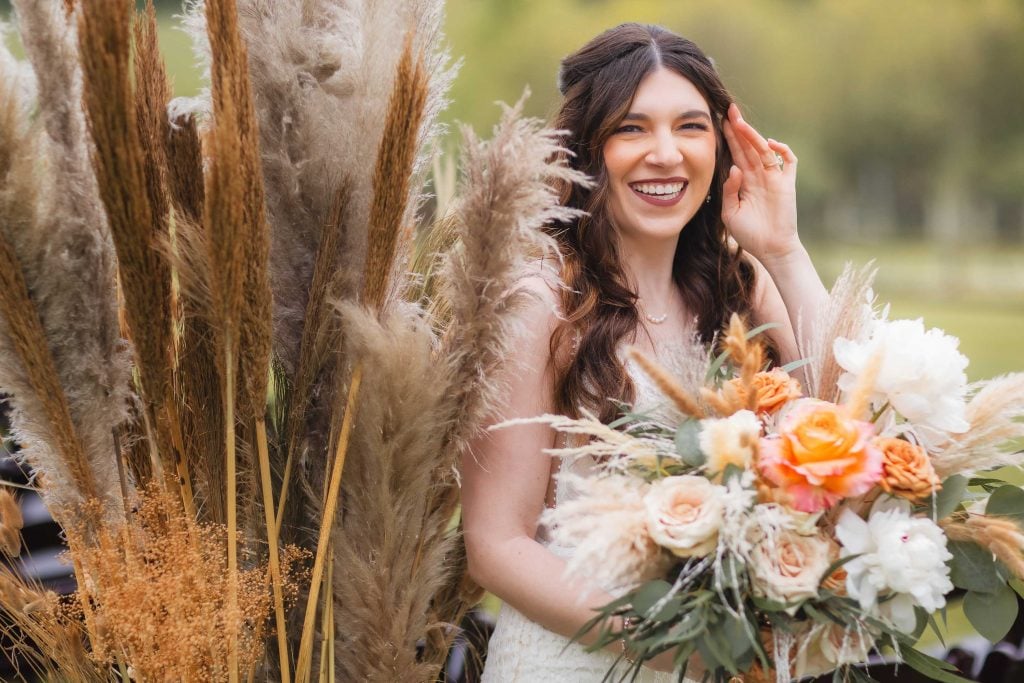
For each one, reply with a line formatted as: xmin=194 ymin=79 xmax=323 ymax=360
xmin=732 ymin=105 xmax=783 ymax=171
xmin=721 ymin=164 xmax=742 ymax=217
xmin=767 ymin=138 xmax=797 ymax=170
xmin=722 ymin=118 xmax=759 ymax=175
xmin=725 ymin=106 xmax=763 ymax=172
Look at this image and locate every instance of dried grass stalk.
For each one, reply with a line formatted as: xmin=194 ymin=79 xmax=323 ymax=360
xmin=164 ymin=109 xmax=206 ymax=225
xmin=931 ymin=373 xmax=1024 ymax=477
xmin=801 ymin=263 xmax=877 ymax=402
xmin=78 ymin=0 xmax=175 ymax=476
xmin=362 ymin=37 xmax=428 ymax=312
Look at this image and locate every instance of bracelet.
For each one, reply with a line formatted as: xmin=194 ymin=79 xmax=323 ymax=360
xmin=620 ymin=615 xmax=636 ymax=664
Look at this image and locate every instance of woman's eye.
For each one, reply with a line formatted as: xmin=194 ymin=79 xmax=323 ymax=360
xmin=614 ymin=124 xmax=643 ymax=134
xmin=679 ymin=122 xmax=710 ymax=131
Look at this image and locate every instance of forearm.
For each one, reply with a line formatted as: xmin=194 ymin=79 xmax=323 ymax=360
xmin=759 ymin=244 xmax=827 ymax=363
xmin=467 ymin=532 xmax=620 ymax=649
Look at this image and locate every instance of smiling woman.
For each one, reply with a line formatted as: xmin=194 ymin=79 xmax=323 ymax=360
xmin=461 ymin=22 xmax=828 ymax=682
xmin=603 ymin=70 xmax=718 ymax=243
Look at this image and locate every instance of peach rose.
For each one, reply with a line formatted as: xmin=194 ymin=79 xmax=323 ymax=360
xmin=729 ymin=369 xmax=803 ymax=416
xmin=758 ymin=399 xmax=883 ymax=512
xmin=876 ymin=437 xmax=941 ymax=500
xmin=748 ymin=526 xmax=835 ymax=609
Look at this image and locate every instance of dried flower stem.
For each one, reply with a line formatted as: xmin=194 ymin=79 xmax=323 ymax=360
xmin=295 ymin=364 xmax=363 ymax=683
xmin=277 ymin=184 xmax=350 ymax=535
xmin=225 ymin=342 xmax=239 ymax=683
xmin=257 ymin=418 xmax=291 ymax=683
xmin=627 ymin=347 xmax=705 ymax=418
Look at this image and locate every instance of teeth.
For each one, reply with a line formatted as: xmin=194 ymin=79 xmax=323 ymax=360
xmin=633 ymin=182 xmax=685 ymax=196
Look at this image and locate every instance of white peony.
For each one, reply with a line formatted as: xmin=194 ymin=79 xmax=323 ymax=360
xmin=835 ymin=498 xmax=953 ymax=632
xmin=644 ymin=475 xmax=725 ymax=557
xmin=699 ymin=410 xmax=761 ymax=473
xmin=833 ymin=318 xmax=969 ymax=438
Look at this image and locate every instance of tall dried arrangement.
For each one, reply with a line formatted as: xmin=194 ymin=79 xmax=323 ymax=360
xmin=0 ymin=0 xmax=591 ymax=680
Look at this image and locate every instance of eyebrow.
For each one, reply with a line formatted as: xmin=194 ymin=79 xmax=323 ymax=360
xmin=622 ymin=110 xmax=713 ymax=123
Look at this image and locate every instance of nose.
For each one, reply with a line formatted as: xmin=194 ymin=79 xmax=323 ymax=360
xmin=644 ymin=128 xmax=683 ymax=167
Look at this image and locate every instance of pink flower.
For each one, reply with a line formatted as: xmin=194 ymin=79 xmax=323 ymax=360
xmin=758 ymin=399 xmax=883 ymax=512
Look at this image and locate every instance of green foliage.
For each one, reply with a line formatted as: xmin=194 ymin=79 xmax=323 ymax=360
xmin=964 ymin=583 xmax=1019 ymax=642
xmin=925 ymin=474 xmax=969 ymax=519
xmin=948 ymin=540 xmax=1003 ymax=593
xmin=674 ymin=420 xmax=705 ymax=468
xmin=986 ymin=484 xmax=1024 ymax=524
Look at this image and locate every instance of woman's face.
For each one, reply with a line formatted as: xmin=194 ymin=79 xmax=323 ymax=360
xmin=602 ymin=67 xmax=717 ymax=244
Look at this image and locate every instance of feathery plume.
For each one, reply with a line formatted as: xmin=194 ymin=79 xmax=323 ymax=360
xmin=424 ymin=98 xmax=589 ymax=666
xmin=1 ymin=6 xmax=129 ymax=521
xmin=0 ymin=226 xmax=101 ymax=517
xmin=436 ymin=96 xmax=588 ymax=460
xmin=931 ymin=373 xmax=1024 ymax=477
xmin=184 ymin=0 xmax=456 ymax=377
xmin=801 ymin=263 xmax=877 ymax=402
xmin=328 ymin=303 xmax=456 ymax=682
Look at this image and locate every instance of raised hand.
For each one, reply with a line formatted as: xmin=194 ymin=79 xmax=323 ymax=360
xmin=720 ymin=103 xmax=800 ymax=265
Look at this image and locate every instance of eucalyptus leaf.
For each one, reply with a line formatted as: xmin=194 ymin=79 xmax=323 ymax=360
xmin=675 ymin=421 xmax=705 ymax=467
xmin=926 ymin=474 xmax=968 ymax=520
xmin=964 ymin=583 xmax=1019 ymax=642
xmin=781 ymin=357 xmax=811 ymax=374
xmin=650 ymin=596 xmax=684 ymax=623
xmin=948 ymin=540 xmax=1003 ymax=593
xmin=986 ymin=484 xmax=1024 ymax=524
xmin=743 ymin=321 xmax=780 ymax=341
xmin=900 ymin=645 xmax=974 ymax=683
xmin=631 ymin=580 xmax=672 ymax=616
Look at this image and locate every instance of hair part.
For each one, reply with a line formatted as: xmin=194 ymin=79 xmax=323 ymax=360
xmin=546 ymin=23 xmax=766 ymax=422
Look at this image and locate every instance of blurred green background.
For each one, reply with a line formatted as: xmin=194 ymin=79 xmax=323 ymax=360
xmin=3 ymin=0 xmax=1022 ymax=378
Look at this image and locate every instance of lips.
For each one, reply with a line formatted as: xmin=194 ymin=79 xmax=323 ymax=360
xmin=628 ymin=178 xmax=688 ymax=207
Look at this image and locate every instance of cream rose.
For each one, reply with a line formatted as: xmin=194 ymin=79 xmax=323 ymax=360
xmin=748 ymin=525 xmax=834 ymax=610
xmin=699 ymin=410 xmax=761 ymax=474
xmin=643 ymin=476 xmax=725 ymax=557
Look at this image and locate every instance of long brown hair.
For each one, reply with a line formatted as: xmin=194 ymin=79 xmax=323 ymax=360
xmin=547 ymin=23 xmax=760 ymax=422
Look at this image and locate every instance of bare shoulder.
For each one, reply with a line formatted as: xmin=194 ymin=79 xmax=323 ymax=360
xmin=508 ymin=260 xmax=566 ymax=345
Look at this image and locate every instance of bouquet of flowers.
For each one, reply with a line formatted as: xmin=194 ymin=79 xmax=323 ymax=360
xmin=515 ymin=272 xmax=1024 ymax=682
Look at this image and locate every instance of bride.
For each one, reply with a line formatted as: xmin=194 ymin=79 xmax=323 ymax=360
xmin=461 ymin=23 xmax=827 ymax=681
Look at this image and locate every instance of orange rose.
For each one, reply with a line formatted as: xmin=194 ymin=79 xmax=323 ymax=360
xmin=758 ymin=399 xmax=883 ymax=512
xmin=730 ymin=369 xmax=802 ymax=416
xmin=876 ymin=437 xmax=941 ymax=500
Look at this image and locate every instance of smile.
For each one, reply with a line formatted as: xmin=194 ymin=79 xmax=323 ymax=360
xmin=628 ymin=180 xmax=687 ymax=206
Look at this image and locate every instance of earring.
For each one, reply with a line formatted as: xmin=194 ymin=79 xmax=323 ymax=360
xmin=705 ymin=193 xmax=712 ymax=204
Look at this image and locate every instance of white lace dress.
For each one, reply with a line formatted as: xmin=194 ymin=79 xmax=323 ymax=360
xmin=481 ymin=352 xmax=702 ymax=683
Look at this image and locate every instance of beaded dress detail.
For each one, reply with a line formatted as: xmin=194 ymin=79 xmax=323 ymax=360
xmin=481 ymin=345 xmax=703 ymax=683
